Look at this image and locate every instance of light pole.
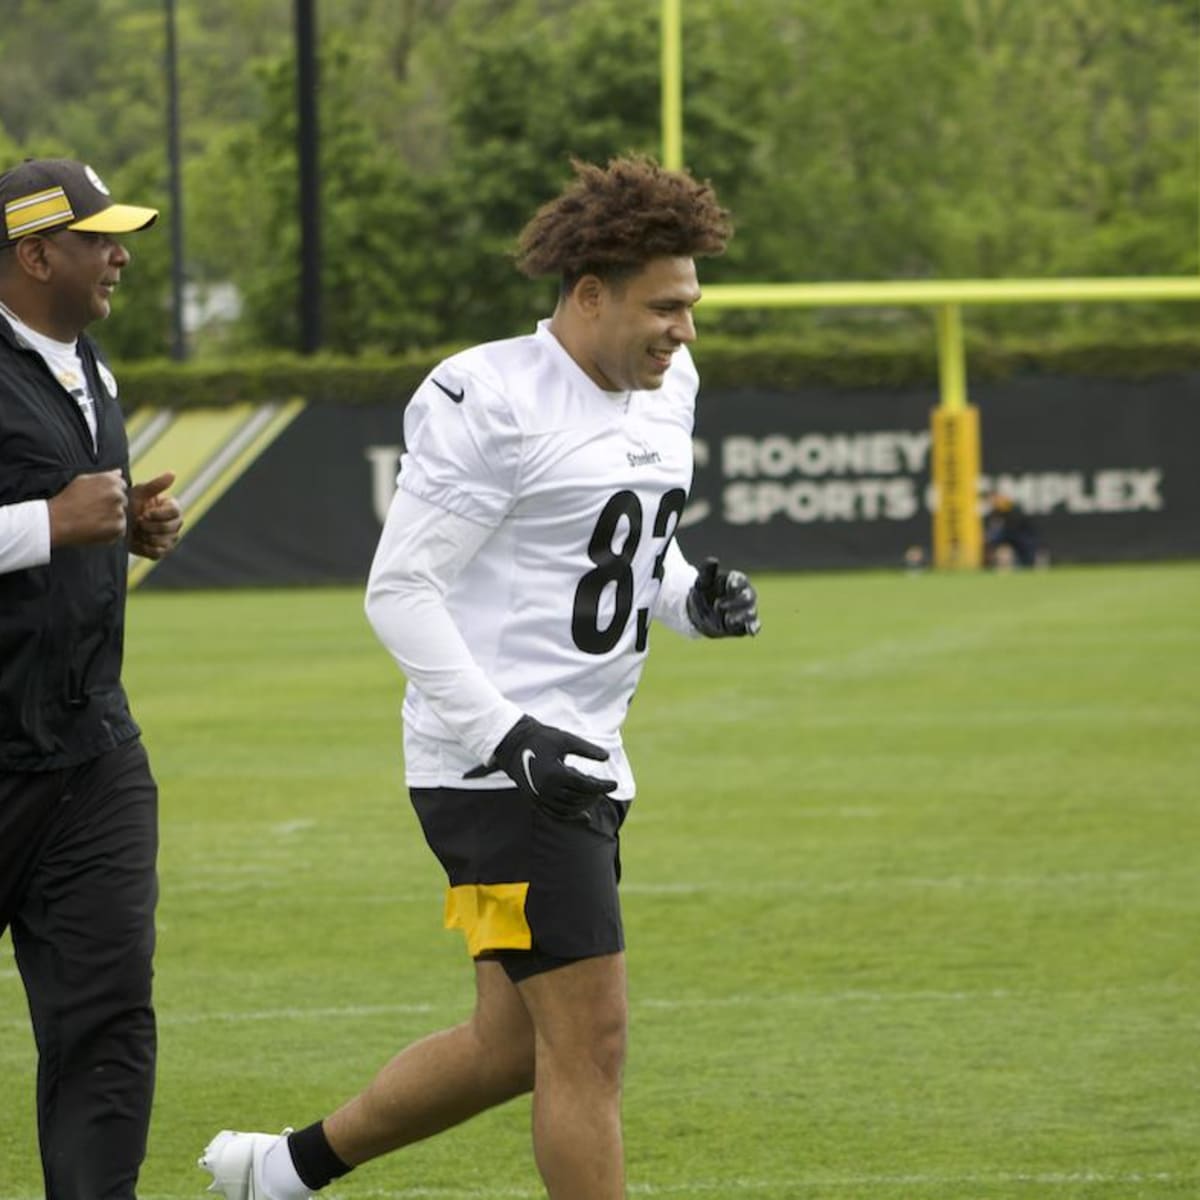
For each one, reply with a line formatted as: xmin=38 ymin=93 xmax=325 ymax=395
xmin=164 ymin=0 xmax=186 ymax=360
xmin=296 ymin=0 xmax=322 ymax=354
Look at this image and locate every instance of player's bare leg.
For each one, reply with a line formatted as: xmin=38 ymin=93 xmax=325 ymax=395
xmin=519 ymin=952 xmax=628 ymax=1200
xmin=323 ymin=959 xmax=534 ymax=1163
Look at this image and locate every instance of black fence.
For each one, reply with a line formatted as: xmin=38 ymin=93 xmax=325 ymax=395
xmin=141 ymin=371 xmax=1200 ymax=589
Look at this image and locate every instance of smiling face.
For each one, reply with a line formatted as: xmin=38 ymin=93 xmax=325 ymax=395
xmin=571 ymin=255 xmax=701 ymax=393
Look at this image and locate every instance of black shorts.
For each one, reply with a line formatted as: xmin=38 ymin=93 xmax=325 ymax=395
xmin=410 ymin=786 xmax=628 ymax=979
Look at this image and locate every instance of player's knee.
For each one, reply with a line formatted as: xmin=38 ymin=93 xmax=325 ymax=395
xmin=589 ymin=1017 xmax=627 ymax=1086
xmin=496 ymin=1028 xmax=537 ymax=1094
xmin=547 ymin=1010 xmax=627 ymax=1089
xmin=471 ymin=1011 xmax=536 ymax=1095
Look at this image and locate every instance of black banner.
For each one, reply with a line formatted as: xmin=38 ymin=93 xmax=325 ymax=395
xmin=141 ymin=372 xmax=1200 ymax=589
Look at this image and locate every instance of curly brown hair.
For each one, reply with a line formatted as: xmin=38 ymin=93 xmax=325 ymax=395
xmin=515 ymin=155 xmax=732 ymax=287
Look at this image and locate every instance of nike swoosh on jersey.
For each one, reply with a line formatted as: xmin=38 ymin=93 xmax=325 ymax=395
xmin=432 ymin=378 xmax=465 ymax=404
xmin=520 ymin=748 xmax=539 ymax=795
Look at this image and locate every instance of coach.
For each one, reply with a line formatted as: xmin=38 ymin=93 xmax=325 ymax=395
xmin=0 ymin=158 xmax=182 ymax=1199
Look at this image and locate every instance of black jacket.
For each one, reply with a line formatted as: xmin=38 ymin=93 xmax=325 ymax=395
xmin=0 ymin=314 xmax=140 ymax=770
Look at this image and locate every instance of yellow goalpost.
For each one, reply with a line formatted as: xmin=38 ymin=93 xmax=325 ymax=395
xmin=660 ymin=1 xmax=1200 ymax=568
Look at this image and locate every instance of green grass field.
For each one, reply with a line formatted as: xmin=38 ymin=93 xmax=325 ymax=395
xmin=1 ymin=563 xmax=1198 ymax=1199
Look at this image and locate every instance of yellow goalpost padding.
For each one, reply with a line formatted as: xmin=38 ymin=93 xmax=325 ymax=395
xmin=930 ymin=404 xmax=983 ymax=570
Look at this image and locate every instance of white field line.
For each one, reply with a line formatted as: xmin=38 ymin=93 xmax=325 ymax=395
xmin=1 ymin=982 xmax=1186 ymax=1035
xmin=161 ymin=1002 xmax=440 ymax=1025
xmin=0 ymin=1002 xmax=439 ymax=1034
xmin=165 ymin=867 xmax=1173 ymax=901
xmin=0 ymin=1169 xmax=1178 ymax=1200
xmin=634 ymin=981 xmax=1187 ymax=1010
xmin=622 ymin=869 xmax=1163 ymax=895
xmin=784 ymin=703 xmax=1197 ymax=726
xmin=325 ymin=1175 xmax=1186 ymax=1198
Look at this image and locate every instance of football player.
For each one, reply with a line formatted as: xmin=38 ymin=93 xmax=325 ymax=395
xmin=202 ymin=155 xmax=759 ymax=1200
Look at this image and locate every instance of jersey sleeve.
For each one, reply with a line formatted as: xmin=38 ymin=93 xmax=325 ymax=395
xmin=365 ymin=488 xmax=523 ymax=762
xmin=397 ymin=364 xmax=522 ymax=527
xmin=653 ymin=537 xmax=702 ymax=637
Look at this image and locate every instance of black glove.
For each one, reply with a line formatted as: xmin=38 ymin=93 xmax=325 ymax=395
xmin=466 ymin=714 xmax=618 ymax=821
xmin=686 ymin=557 xmax=761 ymax=638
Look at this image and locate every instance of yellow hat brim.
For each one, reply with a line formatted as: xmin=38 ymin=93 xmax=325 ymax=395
xmin=69 ymin=204 xmax=159 ymax=235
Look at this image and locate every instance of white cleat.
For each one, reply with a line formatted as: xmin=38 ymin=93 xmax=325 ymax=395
xmin=198 ymin=1129 xmax=295 ymax=1200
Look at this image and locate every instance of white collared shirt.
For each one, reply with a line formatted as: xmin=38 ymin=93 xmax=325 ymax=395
xmin=0 ymin=499 xmax=50 ymax=572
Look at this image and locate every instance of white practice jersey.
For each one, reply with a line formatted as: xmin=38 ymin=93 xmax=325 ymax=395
xmin=373 ymin=319 xmax=700 ymax=799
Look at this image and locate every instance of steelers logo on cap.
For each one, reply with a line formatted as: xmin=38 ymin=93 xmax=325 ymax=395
xmin=84 ymin=165 xmax=111 ymax=197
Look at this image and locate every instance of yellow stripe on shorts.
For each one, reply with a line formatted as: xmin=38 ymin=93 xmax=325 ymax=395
xmin=444 ymin=882 xmax=532 ymax=957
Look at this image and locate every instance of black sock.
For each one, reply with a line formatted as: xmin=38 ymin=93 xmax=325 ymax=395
xmin=287 ymin=1122 xmax=352 ymax=1191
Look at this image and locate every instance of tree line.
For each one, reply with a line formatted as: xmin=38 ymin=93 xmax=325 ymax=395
xmin=1 ymin=0 xmax=1197 ymax=360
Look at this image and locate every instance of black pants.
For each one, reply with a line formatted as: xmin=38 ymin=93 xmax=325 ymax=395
xmin=0 ymin=739 xmax=158 ymax=1200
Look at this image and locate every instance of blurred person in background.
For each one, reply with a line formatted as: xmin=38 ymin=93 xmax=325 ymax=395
xmin=0 ymin=157 xmax=182 ymax=1200
xmin=201 ymin=155 xmax=760 ymax=1200
xmin=984 ymin=490 xmax=1045 ymax=569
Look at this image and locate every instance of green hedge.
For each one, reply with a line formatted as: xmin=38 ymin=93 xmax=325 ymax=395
xmin=114 ymin=328 xmax=1200 ymax=410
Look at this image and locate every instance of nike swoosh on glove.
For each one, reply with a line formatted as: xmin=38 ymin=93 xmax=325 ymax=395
xmin=465 ymin=714 xmax=618 ymax=821
xmin=686 ymin=556 xmax=762 ymax=638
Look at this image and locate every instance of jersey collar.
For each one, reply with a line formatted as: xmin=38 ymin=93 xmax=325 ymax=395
xmin=534 ymin=319 xmax=632 ymax=407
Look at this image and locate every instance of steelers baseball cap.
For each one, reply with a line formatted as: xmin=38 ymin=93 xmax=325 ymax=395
xmin=0 ymin=158 xmax=158 ymax=247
